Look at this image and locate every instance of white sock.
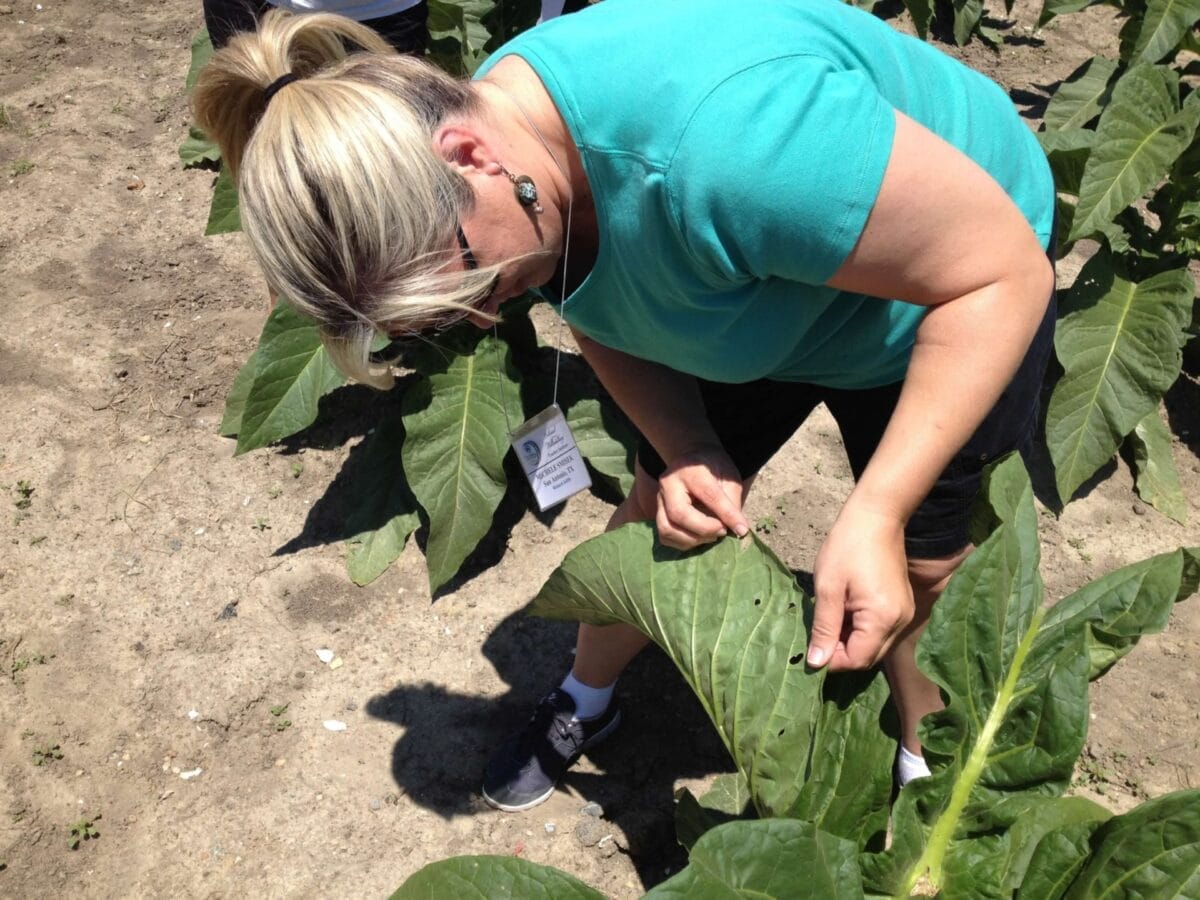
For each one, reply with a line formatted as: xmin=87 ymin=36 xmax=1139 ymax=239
xmin=897 ymin=745 xmax=931 ymax=786
xmin=560 ymin=672 xmax=614 ymax=721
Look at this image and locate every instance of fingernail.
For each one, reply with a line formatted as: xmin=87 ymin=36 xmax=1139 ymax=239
xmin=734 ymin=526 xmax=748 ymax=538
xmin=807 ymin=647 xmax=826 ymax=667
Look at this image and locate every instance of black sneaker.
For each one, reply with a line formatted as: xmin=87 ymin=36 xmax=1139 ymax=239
xmin=482 ymin=688 xmax=621 ymax=812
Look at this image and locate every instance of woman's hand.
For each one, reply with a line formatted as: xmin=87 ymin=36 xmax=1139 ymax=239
xmin=807 ymin=500 xmax=914 ymax=671
xmin=655 ymin=444 xmax=750 ymax=550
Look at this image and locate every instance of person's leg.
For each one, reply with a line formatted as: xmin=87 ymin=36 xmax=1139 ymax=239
xmin=483 ymin=378 xmax=821 ymax=810
xmin=203 ymin=0 xmax=271 ymax=49
xmin=827 ymin=290 xmax=1057 ymax=782
xmin=568 ymin=464 xmax=658 ymax=691
xmin=364 ymin=1 xmax=429 ymax=56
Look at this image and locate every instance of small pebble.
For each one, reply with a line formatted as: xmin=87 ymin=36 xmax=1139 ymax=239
xmin=580 ymin=801 xmax=603 ymax=818
xmin=274 ymin=758 xmax=286 ymax=767
xmin=369 ymin=798 xmax=382 ymax=812
xmin=1132 ymin=502 xmax=1146 ymax=516
xmin=323 ymin=720 xmax=347 ymax=732
xmin=544 ymin=822 xmax=556 ymax=834
xmin=575 ymin=818 xmax=605 ymax=847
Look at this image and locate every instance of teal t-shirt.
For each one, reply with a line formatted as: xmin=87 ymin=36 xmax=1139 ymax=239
xmin=476 ymin=0 xmax=1055 ymax=388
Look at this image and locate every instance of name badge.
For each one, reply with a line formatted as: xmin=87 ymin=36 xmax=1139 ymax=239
xmin=510 ymin=404 xmax=591 ymax=512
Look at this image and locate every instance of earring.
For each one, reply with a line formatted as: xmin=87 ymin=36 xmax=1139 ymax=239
xmin=499 ymin=165 xmax=543 ymax=214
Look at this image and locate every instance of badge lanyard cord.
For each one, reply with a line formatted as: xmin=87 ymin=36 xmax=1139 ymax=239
xmin=494 ymin=91 xmax=574 ymax=437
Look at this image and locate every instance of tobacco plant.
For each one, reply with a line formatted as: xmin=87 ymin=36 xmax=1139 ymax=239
xmin=1036 ymin=0 xmax=1199 ymax=518
xmin=393 ymin=455 xmax=1200 ymax=898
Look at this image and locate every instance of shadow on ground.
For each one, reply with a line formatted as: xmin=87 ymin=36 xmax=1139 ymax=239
xmin=364 ymin=601 xmax=737 ymax=891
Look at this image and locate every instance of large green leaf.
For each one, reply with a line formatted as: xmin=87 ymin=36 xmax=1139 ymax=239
xmin=998 ymin=797 xmax=1111 ymax=895
xmin=1062 ymin=790 xmax=1200 ymax=898
xmin=220 ymin=346 xmax=259 ymax=437
xmin=205 ymin=166 xmax=241 ymax=235
xmin=235 ymin=301 xmax=346 ymax=455
xmin=1041 ymin=547 xmax=1194 ymax=679
xmin=865 ymin=456 xmax=1194 ymax=897
xmin=1045 ymin=250 xmax=1194 ymax=501
xmin=1038 ymin=0 xmax=1099 ymax=26
xmin=185 ymin=28 xmax=213 ymax=92
xmin=566 ymin=397 xmax=636 ymax=497
xmin=533 ymin=524 xmax=894 ymax=832
xmin=402 ymin=332 xmax=517 ymax=592
xmin=1121 ymin=0 xmax=1200 ymax=64
xmin=952 ymin=0 xmax=984 ymax=44
xmin=1038 ymin=128 xmax=1097 ymax=196
xmin=1018 ymin=807 xmax=1113 ymax=899
xmin=903 ymin=0 xmax=935 ymax=38
xmin=644 ymin=819 xmax=865 ymax=900
xmin=179 ymin=125 xmax=221 ymax=169
xmin=391 ymin=855 xmax=604 ymax=899
xmin=674 ymin=773 xmax=753 ymax=852
xmin=1129 ymin=408 xmax=1188 ymax=522
xmin=1069 ymin=65 xmax=1200 ymax=242
xmin=1043 ymin=56 xmax=1118 ymax=132
xmin=344 ymin=417 xmax=421 ymax=586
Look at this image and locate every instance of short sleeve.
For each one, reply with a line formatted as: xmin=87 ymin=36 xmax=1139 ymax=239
xmin=667 ymin=55 xmax=897 ymax=287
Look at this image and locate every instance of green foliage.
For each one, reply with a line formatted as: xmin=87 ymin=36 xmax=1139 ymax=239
xmin=391 ymin=855 xmax=605 ymax=899
xmin=228 ymin=300 xmax=346 ymax=456
xmin=205 ymin=167 xmax=241 ymax=235
xmin=179 ymin=125 xmax=221 ymax=169
xmin=1045 ymin=249 xmax=1193 ymax=502
xmin=401 ymin=330 xmax=518 ymax=591
xmin=12 ymin=480 xmax=34 ymax=509
xmin=344 ymin=417 xmax=421 ymax=586
xmin=644 ymin=820 xmax=865 ymax=898
xmin=269 ymin=703 xmax=291 ymax=731
xmin=396 ymin=456 xmax=1200 ymax=897
xmin=32 ymin=743 xmax=62 ymax=766
xmin=1038 ymin=0 xmax=1200 ymax=516
xmin=67 ymin=814 xmax=100 ymax=850
xmin=1129 ymin=410 xmax=1188 ymax=522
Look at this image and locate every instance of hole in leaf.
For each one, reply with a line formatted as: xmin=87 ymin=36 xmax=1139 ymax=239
xmin=787 ymin=602 xmax=796 ymax=610
xmin=778 ymin=729 xmax=785 ymax=737
xmin=753 ymin=598 xmax=761 ymax=606
xmin=789 ymin=654 xmax=803 ymax=665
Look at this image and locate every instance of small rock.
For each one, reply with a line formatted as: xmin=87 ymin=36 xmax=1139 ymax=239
xmin=316 ymin=648 xmax=335 ymax=664
xmin=126 ymin=177 xmax=145 ymax=191
xmin=180 ymin=768 xmax=202 ymax=780
xmin=217 ymin=601 xmax=238 ymax=620
xmin=323 ymin=720 xmax=347 ymax=732
xmin=544 ymin=822 xmax=556 ymax=834
xmin=575 ymin=817 xmax=605 ymax=847
xmin=1150 ymin=689 xmax=1166 ymax=700
xmin=1132 ymin=502 xmax=1147 ymax=516
xmin=344 ymin=701 xmax=358 ymax=711
xmin=274 ymin=758 xmax=286 ymax=768
xmin=329 ymin=657 xmax=344 ymax=670
xmin=369 ymin=798 xmax=382 ymax=812
xmin=580 ymin=801 xmax=603 ymax=818
xmin=597 ymin=834 xmax=618 ymax=859
xmin=187 ymin=709 xmax=199 ymax=720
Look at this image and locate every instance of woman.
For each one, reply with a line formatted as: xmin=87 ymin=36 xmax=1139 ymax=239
xmin=194 ymin=0 xmax=1056 ymax=813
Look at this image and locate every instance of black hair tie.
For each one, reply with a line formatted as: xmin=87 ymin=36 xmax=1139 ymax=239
xmin=263 ymin=72 xmax=300 ymax=106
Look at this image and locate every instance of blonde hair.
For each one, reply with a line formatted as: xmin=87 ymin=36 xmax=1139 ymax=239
xmin=193 ymin=10 xmax=501 ymax=387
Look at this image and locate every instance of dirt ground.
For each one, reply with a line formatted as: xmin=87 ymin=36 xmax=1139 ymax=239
xmin=0 ymin=0 xmax=1197 ymax=896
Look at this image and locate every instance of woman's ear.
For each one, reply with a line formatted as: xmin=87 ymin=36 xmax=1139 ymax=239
xmin=432 ymin=123 xmax=502 ymax=176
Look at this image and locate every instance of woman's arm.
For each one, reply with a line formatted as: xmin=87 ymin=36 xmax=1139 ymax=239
xmin=806 ymin=111 xmax=1054 ymax=671
xmin=570 ymin=329 xmax=751 ymax=543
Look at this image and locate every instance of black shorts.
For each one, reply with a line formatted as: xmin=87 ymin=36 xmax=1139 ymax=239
xmin=637 ymin=294 xmax=1057 ymax=560
xmin=203 ymin=0 xmax=429 ymax=54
